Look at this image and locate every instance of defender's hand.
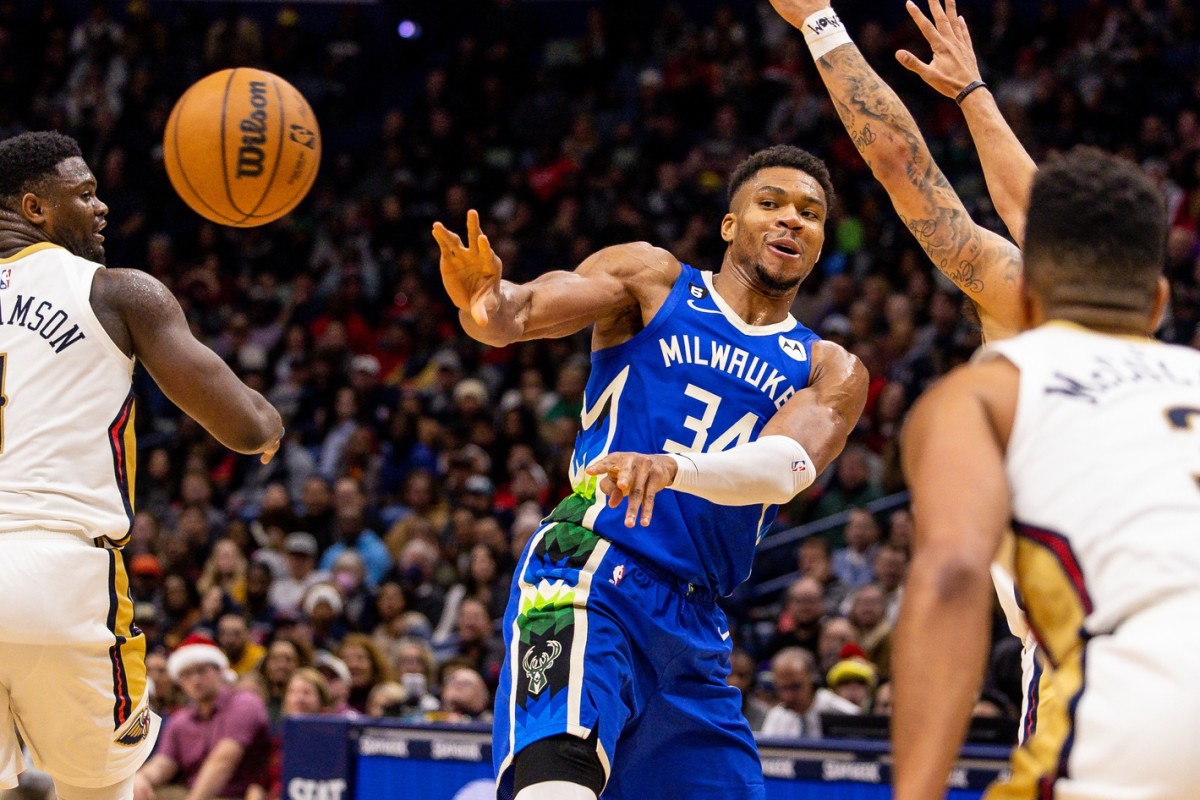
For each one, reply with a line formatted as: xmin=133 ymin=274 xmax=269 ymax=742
xmin=586 ymin=453 xmax=679 ymax=528
xmin=767 ymin=0 xmax=834 ymax=29
xmin=432 ymin=209 xmax=502 ymax=327
xmin=895 ymin=0 xmax=983 ymax=100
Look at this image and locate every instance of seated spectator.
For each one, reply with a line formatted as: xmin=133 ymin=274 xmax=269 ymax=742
xmin=391 ymin=637 xmax=441 ymax=715
xmin=831 ymin=508 xmax=880 ymax=591
xmin=134 ymin=635 xmax=272 ymax=800
xmin=282 ymin=668 xmax=331 ymax=716
xmin=258 ymin=635 xmax=313 ymax=728
xmin=244 ymin=560 xmax=278 ymax=639
xmin=217 ymin=612 xmax=266 ymax=677
xmin=728 ymin=648 xmax=770 ymax=732
xmin=811 ymin=446 xmax=884 ymax=546
xmin=845 ymin=584 xmax=893 ymax=676
xmin=796 ymin=537 xmax=849 ymax=615
xmin=871 ymin=543 xmax=908 ymax=625
xmin=161 ymin=574 xmax=201 ymax=651
xmin=365 ymin=681 xmax=408 ymax=717
xmin=763 ymin=577 xmax=825 ymax=660
xmin=816 ymin=617 xmax=859 ymax=676
xmin=302 ymin=583 xmax=349 ymax=652
xmin=146 ymin=649 xmax=185 ymax=717
xmin=313 ymin=651 xmax=359 ymax=717
xmin=339 ymin=633 xmax=393 ymax=713
xmin=320 ymin=477 xmax=392 ymax=586
xmin=198 ymin=538 xmax=249 ymax=605
xmin=329 ymin=550 xmax=373 ymax=630
xmin=431 ymin=597 xmax=505 ymax=686
xmin=389 ymin=538 xmax=446 ymax=626
xmin=369 ymin=580 xmax=409 ymax=647
xmin=825 ymin=644 xmax=878 ymax=712
xmin=760 ymin=648 xmax=860 ymax=739
xmin=129 ymin=553 xmax=165 ymax=605
xmin=267 ymin=532 xmax=330 ymax=616
xmin=428 ymin=665 xmax=492 ymax=724
xmin=872 ymin=681 xmax=893 ymax=715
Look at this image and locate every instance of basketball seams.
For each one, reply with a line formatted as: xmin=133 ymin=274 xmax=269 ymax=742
xmin=165 ymin=67 xmax=318 ymax=228
xmin=167 ymin=82 xmax=242 ymax=225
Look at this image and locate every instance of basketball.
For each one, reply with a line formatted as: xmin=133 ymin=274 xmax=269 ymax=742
xmin=163 ymin=68 xmax=320 ymax=227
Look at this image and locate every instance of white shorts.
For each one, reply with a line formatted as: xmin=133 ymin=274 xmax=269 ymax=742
xmin=988 ymin=593 xmax=1200 ymax=800
xmin=0 ymin=529 xmax=160 ymax=790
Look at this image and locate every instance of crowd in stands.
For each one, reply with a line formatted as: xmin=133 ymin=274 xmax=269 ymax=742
xmin=2 ymin=0 xmax=1198 ymax=796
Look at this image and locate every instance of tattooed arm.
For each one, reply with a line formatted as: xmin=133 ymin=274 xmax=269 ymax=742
xmin=769 ymin=0 xmax=1024 ymax=339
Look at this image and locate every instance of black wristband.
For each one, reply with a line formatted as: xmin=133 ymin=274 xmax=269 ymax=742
xmin=955 ymin=79 xmax=987 ymax=106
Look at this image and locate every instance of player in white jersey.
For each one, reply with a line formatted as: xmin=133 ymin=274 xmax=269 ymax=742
xmin=0 ymin=132 xmax=283 ymax=800
xmin=896 ymin=148 xmax=1198 ymax=799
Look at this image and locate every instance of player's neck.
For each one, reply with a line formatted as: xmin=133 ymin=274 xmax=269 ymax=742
xmin=711 ymin=269 xmax=794 ymax=327
xmin=0 ymin=215 xmax=49 ymax=259
xmin=1037 ymin=305 xmax=1154 ymax=338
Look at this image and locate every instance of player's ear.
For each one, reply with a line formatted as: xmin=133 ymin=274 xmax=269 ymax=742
xmin=1149 ymin=275 xmax=1170 ymax=332
xmin=20 ymin=192 xmax=47 ymax=225
xmin=720 ymin=212 xmax=736 ymax=243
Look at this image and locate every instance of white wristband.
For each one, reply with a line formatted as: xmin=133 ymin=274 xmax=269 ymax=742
xmin=802 ymin=8 xmax=852 ymax=60
xmin=666 ymin=435 xmax=817 ymax=507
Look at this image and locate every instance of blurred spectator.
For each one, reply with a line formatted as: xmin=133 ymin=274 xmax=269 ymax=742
xmin=760 ymin=648 xmax=860 ymax=740
xmin=313 ymin=651 xmax=358 ymax=717
xmin=198 ymin=539 xmax=249 ymax=605
xmin=430 ymin=665 xmax=492 ymax=724
xmin=134 ymin=635 xmax=272 ymax=800
xmin=832 ymin=509 xmax=881 ymax=591
xmin=816 ymin=617 xmax=860 ymax=677
xmin=825 ymin=644 xmax=878 ymax=712
xmin=267 ymin=532 xmax=329 ymax=615
xmin=128 ymin=553 xmax=165 ymax=605
xmin=846 ymin=585 xmax=893 ymax=676
xmin=872 ymin=542 xmax=908 ymax=625
xmin=365 ymin=681 xmax=407 ymax=718
xmin=391 ymin=637 xmax=441 ymax=716
xmin=258 ymin=635 xmax=313 ymax=727
xmin=796 ymin=537 xmax=848 ymax=615
xmin=282 ymin=668 xmax=330 ymax=716
xmin=432 ymin=597 xmax=505 ymax=686
xmin=320 ymin=478 xmax=391 ymax=586
xmin=872 ymin=681 xmax=893 ymax=716
xmin=763 ymin=577 xmax=825 ymax=660
xmin=728 ymin=648 xmax=770 ymax=732
xmin=301 ymin=583 xmax=349 ymax=651
xmin=811 ymin=447 xmax=884 ymax=545
xmin=217 ymin=613 xmax=266 ymax=677
xmin=338 ymin=633 xmax=393 ymax=714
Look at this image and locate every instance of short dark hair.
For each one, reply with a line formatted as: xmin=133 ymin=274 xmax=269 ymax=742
xmin=727 ymin=145 xmax=836 ymax=213
xmin=1024 ymin=146 xmax=1166 ymax=310
xmin=0 ymin=131 xmax=82 ymax=210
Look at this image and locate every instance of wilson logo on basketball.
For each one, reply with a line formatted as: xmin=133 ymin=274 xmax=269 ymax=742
xmin=236 ymin=81 xmax=269 ymax=179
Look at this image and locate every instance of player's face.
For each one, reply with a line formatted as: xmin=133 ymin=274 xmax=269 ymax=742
xmin=722 ymin=166 xmax=827 ymax=294
xmin=39 ymin=157 xmax=108 ymax=264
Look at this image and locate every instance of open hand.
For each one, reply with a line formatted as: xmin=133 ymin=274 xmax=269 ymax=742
xmin=432 ymin=209 xmax=502 ymax=327
xmin=585 ymin=453 xmax=679 ymax=528
xmin=895 ymin=0 xmax=983 ymax=100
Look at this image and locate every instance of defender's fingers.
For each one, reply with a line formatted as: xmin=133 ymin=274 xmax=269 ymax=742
xmin=906 ymin=0 xmax=941 ymax=44
xmin=944 ymin=0 xmax=958 ymax=24
xmin=896 ymin=50 xmax=934 ymax=79
xmin=624 ymin=466 xmax=648 ymax=528
xmin=600 ymin=475 xmax=623 ymax=507
xmin=478 ymin=234 xmax=498 ymax=275
xmin=928 ymin=0 xmax=952 ymax=28
xmin=466 ymin=209 xmax=482 ymax=248
xmin=639 ymin=486 xmax=658 ymax=526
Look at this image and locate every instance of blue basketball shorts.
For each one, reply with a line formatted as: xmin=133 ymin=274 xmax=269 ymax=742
xmin=493 ymin=502 xmax=764 ymax=800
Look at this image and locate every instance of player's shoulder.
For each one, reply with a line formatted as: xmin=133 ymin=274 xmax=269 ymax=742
xmin=589 ymin=241 xmax=681 ymax=287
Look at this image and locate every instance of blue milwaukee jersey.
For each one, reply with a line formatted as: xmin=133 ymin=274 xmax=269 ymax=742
xmin=567 ymin=263 xmax=820 ymax=596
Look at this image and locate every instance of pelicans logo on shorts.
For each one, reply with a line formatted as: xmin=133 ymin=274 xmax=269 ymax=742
xmin=114 ymin=706 xmax=151 ymax=747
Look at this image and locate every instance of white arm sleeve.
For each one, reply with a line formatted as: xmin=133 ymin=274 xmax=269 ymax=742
xmin=665 ymin=435 xmax=816 ymax=506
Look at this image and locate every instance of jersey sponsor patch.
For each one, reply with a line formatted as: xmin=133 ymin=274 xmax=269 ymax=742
xmin=778 ymin=335 xmax=808 ymax=361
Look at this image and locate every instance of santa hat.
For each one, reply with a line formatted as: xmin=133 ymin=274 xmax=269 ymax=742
xmin=167 ymin=633 xmax=231 ymax=682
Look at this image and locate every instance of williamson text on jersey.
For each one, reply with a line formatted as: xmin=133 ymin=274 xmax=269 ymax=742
xmin=0 ymin=293 xmax=88 ymax=353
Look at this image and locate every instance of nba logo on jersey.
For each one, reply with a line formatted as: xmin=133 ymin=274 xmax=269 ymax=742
xmin=0 ymin=268 xmax=11 ymax=290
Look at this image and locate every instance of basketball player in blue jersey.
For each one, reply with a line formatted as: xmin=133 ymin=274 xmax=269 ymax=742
xmin=434 ymin=145 xmax=869 ymax=800
xmin=0 ymin=132 xmax=282 ymax=800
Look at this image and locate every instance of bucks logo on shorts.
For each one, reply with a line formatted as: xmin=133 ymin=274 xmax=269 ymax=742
xmin=514 ymin=513 xmax=601 ymax=726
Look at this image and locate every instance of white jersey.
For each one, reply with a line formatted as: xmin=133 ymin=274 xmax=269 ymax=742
xmin=986 ymin=322 xmax=1200 ymax=658
xmin=0 ymin=243 xmax=136 ymax=544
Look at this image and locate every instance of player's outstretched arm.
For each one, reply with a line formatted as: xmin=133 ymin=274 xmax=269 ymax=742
xmin=433 ymin=210 xmax=679 ymax=348
xmin=897 ymin=0 xmax=1037 ymax=245
xmin=94 ymin=268 xmax=283 ymax=462
xmin=769 ymin=0 xmax=1023 ymax=337
xmin=893 ymin=361 xmax=1014 ymax=800
xmin=587 ymin=342 xmax=867 ymax=526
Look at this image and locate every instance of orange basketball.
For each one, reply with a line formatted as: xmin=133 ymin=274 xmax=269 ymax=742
xmin=164 ymin=68 xmax=321 ymax=227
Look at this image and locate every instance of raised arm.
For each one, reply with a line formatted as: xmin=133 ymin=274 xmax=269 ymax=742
xmin=586 ymin=341 xmax=868 ymax=527
xmin=893 ymin=360 xmax=1014 ymax=800
xmin=94 ymin=268 xmax=283 ymax=461
xmin=896 ymin=0 xmax=1037 ymax=245
xmin=769 ymin=0 xmax=1024 ymax=336
xmin=433 ymin=209 xmax=678 ymax=348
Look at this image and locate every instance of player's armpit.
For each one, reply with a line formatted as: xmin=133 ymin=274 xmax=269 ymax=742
xmin=758 ymin=340 xmax=868 ymax=474
xmin=97 ymin=268 xmax=283 ymax=456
